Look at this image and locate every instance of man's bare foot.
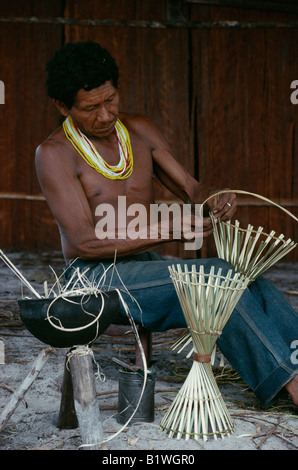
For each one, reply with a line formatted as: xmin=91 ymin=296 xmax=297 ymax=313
xmin=285 ymin=375 xmax=298 ymax=405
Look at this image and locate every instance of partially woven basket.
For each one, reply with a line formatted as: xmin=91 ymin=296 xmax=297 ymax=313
xmin=211 ymin=214 xmax=297 ymax=283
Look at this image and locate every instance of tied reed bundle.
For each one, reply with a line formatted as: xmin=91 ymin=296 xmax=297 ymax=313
xmin=160 ymin=265 xmax=250 ymax=442
xmin=211 ymin=215 xmax=297 ymax=283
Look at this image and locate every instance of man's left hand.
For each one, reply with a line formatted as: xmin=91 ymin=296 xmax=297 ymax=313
xmin=207 ymin=188 xmax=237 ymax=221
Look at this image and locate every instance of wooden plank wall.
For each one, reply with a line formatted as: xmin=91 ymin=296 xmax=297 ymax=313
xmin=0 ymin=1 xmax=64 ymax=251
xmin=190 ymin=3 xmax=298 ymax=258
xmin=0 ymin=0 xmax=297 ymax=260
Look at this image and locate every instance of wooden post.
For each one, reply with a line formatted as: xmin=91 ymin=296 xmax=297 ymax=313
xmin=57 ymin=356 xmax=78 ymax=429
xmin=68 ymin=346 xmax=104 ymax=450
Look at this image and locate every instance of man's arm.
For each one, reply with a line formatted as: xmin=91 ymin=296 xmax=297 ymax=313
xmin=137 ymin=116 xmax=237 ymax=222
xmin=35 ymin=138 xmax=184 ymax=261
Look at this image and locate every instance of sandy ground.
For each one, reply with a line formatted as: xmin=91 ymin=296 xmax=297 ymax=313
xmin=0 ymin=251 xmax=297 ymax=452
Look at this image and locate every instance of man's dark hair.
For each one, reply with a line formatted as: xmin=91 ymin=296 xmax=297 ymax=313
xmin=46 ymin=41 xmax=119 ymax=109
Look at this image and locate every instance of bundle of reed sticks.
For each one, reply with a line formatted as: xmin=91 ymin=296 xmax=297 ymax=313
xmin=211 ymin=215 xmax=297 ymax=283
xmin=160 ymin=264 xmax=250 ymax=441
xmin=0 ymin=249 xmax=103 ymax=300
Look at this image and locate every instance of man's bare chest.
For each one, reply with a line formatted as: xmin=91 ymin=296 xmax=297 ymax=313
xmin=74 ymin=145 xmax=155 ymax=205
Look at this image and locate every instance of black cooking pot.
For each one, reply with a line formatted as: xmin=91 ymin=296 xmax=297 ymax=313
xmin=18 ymin=290 xmax=120 ymax=348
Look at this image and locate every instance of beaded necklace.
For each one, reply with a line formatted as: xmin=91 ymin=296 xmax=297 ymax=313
xmin=63 ymin=116 xmax=133 ymax=179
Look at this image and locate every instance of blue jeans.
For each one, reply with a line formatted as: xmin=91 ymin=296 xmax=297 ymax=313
xmin=64 ymin=252 xmax=298 ymax=407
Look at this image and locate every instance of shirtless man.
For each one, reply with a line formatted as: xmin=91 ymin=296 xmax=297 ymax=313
xmin=36 ymin=41 xmax=298 ymax=407
xmin=36 ymin=69 xmax=234 ymax=262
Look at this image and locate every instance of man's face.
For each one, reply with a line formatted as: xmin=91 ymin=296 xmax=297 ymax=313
xmin=67 ymin=81 xmax=119 ymax=138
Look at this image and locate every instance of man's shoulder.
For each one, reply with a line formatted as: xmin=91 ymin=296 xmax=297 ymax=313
xmin=35 ymin=125 xmax=75 ymax=175
xmin=36 ymin=126 xmax=67 ymax=159
xmin=119 ymin=113 xmax=154 ymax=133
